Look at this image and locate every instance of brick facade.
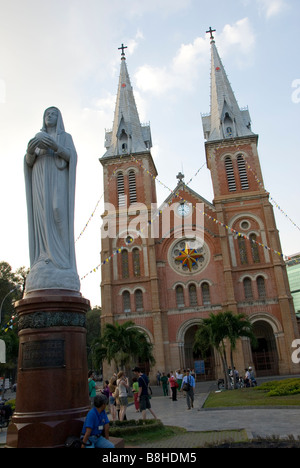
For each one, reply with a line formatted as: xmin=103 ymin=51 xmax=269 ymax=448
xmin=100 ymin=48 xmax=299 ymax=383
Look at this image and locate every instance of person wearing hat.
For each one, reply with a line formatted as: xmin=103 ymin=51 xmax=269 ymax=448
xmin=248 ymin=367 xmax=257 ymax=387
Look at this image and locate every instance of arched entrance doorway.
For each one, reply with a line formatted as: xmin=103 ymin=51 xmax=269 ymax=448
xmin=251 ymin=320 xmax=279 ymax=376
xmin=183 ymin=325 xmax=215 ymax=381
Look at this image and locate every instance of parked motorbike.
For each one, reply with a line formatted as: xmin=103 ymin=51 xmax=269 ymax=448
xmin=0 ymin=400 xmax=13 ymax=428
xmin=217 ymin=375 xmax=244 ymax=390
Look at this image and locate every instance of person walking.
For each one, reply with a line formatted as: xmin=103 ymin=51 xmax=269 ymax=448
xmin=160 ymin=372 xmax=169 ymax=396
xmin=181 ymin=369 xmax=195 ymax=410
xmin=168 ymin=372 xmax=178 ymax=401
xmin=108 ymin=376 xmax=117 ymax=421
xmin=176 ymin=369 xmax=183 ymax=396
xmin=132 ymin=366 xmax=157 ymax=420
xmin=132 ymin=377 xmax=140 ymax=412
xmin=88 ymin=371 xmax=97 ymax=407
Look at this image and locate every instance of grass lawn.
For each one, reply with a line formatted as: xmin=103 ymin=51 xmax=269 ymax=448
xmin=204 ymin=386 xmax=300 ymax=408
xmin=120 ymin=425 xmax=186 ymax=446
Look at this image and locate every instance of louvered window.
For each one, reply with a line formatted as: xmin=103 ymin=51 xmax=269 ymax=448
xmin=225 ymin=157 xmax=236 ymax=192
xmin=250 ymin=234 xmax=260 ymax=263
xmin=121 ymin=249 xmax=129 ymax=278
xmin=117 ymin=172 xmax=126 ymax=207
xmin=176 ymin=286 xmax=184 ymax=307
xmin=189 ymin=284 xmax=197 ymax=306
xmin=257 ymin=276 xmax=266 ymax=298
xmin=123 ymin=291 xmax=131 ymax=313
xmin=133 ymin=248 xmax=141 ymax=277
xmin=201 ymin=282 xmax=211 ymax=305
xmin=237 ymin=155 xmax=249 ymax=190
xmin=135 ymin=289 xmax=144 ymax=311
xmin=128 ymin=170 xmax=137 ymax=204
xmin=243 ymin=278 xmax=253 ymax=299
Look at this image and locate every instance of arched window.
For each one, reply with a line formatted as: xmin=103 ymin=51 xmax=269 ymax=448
xmin=243 ymin=278 xmax=253 ymax=300
xmin=250 ymin=234 xmax=260 ymax=263
xmin=121 ymin=249 xmax=129 ymax=278
xmin=132 ymin=248 xmax=141 ymax=277
xmin=117 ymin=172 xmax=126 ymax=207
xmin=201 ymin=282 xmax=211 ymax=305
xmin=135 ymin=289 xmax=144 ymax=311
xmin=237 ymin=154 xmax=249 ymax=190
xmin=123 ymin=291 xmax=131 ymax=313
xmin=257 ymin=276 xmax=266 ymax=298
xmin=176 ymin=285 xmax=184 ymax=307
xmin=225 ymin=157 xmax=236 ymax=192
xmin=189 ymin=284 xmax=197 ymax=306
xmin=128 ymin=170 xmax=137 ymax=204
xmin=238 ymin=236 xmax=248 ymax=265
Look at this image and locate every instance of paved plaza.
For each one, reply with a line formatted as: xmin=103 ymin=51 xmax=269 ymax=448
xmin=1 ymin=377 xmax=300 ymax=448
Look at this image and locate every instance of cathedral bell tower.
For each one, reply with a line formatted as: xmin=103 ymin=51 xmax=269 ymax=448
xmin=202 ymin=29 xmax=299 ymax=375
xmin=99 ymin=46 xmax=165 ymax=377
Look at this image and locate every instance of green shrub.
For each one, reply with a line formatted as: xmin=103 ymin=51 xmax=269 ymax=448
xmin=258 ymin=379 xmax=300 ymax=397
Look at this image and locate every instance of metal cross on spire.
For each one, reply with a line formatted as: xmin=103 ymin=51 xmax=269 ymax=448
xmin=118 ymin=43 xmax=128 ymax=60
xmin=176 ymin=172 xmax=185 ymax=183
xmin=206 ymin=27 xmax=216 ymax=42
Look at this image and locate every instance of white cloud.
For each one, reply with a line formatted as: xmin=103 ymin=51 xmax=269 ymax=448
xmin=134 ymin=18 xmax=256 ymax=96
xmin=219 ymin=18 xmax=256 ymax=56
xmin=256 ymin=0 xmax=288 ymax=18
xmin=134 ymin=36 xmax=209 ymax=96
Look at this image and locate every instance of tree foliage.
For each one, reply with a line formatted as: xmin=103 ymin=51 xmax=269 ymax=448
xmin=98 ymin=321 xmax=155 ymax=372
xmin=0 ymin=261 xmax=29 ymax=379
xmin=193 ymin=311 xmax=257 ymax=389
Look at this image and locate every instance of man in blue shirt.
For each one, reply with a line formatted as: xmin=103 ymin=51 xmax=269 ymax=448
xmin=181 ymin=369 xmax=195 ymax=410
xmin=81 ymin=394 xmax=115 ymax=448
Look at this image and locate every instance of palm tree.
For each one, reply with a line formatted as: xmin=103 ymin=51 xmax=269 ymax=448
xmin=99 ymin=321 xmax=155 ymax=372
xmin=194 ymin=312 xmax=230 ymax=388
xmin=193 ymin=311 xmax=257 ymax=389
xmin=223 ymin=311 xmax=257 ymax=387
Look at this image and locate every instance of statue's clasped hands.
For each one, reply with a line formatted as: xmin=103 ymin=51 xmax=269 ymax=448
xmin=27 ymin=133 xmax=58 ymax=155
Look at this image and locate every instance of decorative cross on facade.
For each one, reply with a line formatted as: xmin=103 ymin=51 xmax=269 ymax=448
xmin=206 ymin=27 xmax=216 ymax=41
xmin=118 ymin=43 xmax=128 ymax=59
xmin=176 ymin=172 xmax=185 ymax=183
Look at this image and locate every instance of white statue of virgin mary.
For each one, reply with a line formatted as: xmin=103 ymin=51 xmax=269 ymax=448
xmin=24 ymin=107 xmax=80 ymax=293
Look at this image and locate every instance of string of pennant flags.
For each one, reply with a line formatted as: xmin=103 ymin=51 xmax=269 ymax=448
xmin=0 ymin=315 xmax=17 ymax=334
xmin=75 ymin=151 xmax=132 ymax=243
xmin=223 ymin=138 xmax=300 ymax=232
xmin=130 ymin=154 xmax=297 ymax=260
xmin=80 ymin=148 xmax=300 ymax=280
xmin=80 ymin=157 xmax=209 ymax=280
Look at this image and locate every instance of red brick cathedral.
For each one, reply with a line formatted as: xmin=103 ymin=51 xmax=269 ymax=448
xmin=100 ymin=35 xmax=299 ymax=380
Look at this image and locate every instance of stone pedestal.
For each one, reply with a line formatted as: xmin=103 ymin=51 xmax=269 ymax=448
xmin=6 ymin=290 xmax=90 ymax=448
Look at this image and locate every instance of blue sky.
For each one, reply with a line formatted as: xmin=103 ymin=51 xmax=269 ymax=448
xmin=0 ymin=0 xmax=299 ymax=307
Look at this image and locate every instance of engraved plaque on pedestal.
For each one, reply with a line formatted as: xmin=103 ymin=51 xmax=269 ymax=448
xmin=22 ymin=339 xmax=65 ymax=369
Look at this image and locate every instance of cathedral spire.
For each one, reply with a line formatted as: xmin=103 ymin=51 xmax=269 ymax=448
xmin=202 ymin=29 xmax=254 ymax=142
xmin=102 ymin=46 xmax=152 ymax=158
